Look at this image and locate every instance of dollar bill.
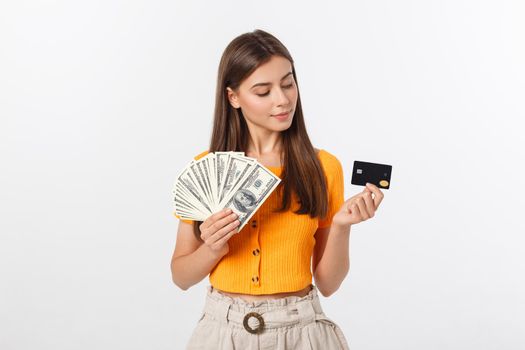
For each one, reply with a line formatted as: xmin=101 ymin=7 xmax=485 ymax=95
xmin=176 ymin=167 xmax=213 ymax=215
xmin=218 ymin=155 xmax=257 ymax=205
xmin=173 ymin=151 xmax=281 ymax=230
xmin=220 ymin=163 xmax=281 ymax=231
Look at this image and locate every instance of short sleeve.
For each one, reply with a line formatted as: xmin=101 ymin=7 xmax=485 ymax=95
xmin=173 ymin=212 xmax=194 ymax=225
xmin=172 ymin=149 xmax=210 ymax=225
xmin=317 ymin=150 xmax=345 ymax=228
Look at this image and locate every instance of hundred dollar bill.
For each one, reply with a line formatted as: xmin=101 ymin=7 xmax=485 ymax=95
xmin=187 ymin=161 xmax=216 ymax=211
xmin=174 ymin=177 xmax=213 ymax=216
xmin=173 ymin=186 xmax=209 ymax=220
xmin=215 ymin=152 xmax=229 ymax=203
xmin=215 ymin=151 xmax=244 ymax=202
xmin=221 ymin=163 xmax=281 ymax=232
xmin=207 ymin=155 xmax=218 ymax=209
xmin=176 ymin=167 xmax=213 ymax=215
xmin=218 ymin=155 xmax=256 ymax=205
xmin=174 ymin=157 xmax=218 ymax=221
xmin=195 ymin=154 xmax=217 ymax=211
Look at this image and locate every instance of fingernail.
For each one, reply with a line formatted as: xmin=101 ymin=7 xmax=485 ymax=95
xmin=366 ymin=182 xmax=371 ymax=186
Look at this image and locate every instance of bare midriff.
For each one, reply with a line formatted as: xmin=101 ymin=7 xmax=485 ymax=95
xmin=215 ymin=284 xmax=313 ymax=303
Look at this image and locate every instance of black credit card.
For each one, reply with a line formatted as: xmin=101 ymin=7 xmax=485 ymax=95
xmin=351 ymin=160 xmax=392 ymax=189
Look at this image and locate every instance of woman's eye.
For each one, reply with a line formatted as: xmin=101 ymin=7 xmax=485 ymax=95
xmin=256 ymin=83 xmax=294 ymax=97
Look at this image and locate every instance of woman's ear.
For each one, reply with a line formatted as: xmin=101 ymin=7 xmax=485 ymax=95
xmin=226 ymin=87 xmax=240 ymax=109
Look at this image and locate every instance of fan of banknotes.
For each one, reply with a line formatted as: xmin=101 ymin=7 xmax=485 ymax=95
xmin=173 ymin=151 xmax=282 ymax=232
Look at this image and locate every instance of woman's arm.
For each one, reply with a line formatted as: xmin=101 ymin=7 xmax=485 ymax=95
xmin=313 ymin=183 xmax=384 ymax=297
xmin=171 ymin=209 xmax=240 ymax=290
xmin=312 ymin=224 xmax=351 ymax=297
xmin=170 ymin=224 xmax=226 ymax=290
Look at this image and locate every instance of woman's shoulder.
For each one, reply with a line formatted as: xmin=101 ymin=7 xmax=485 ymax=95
xmin=192 ymin=150 xmax=210 ymax=160
xmin=315 ymin=148 xmax=343 ymax=170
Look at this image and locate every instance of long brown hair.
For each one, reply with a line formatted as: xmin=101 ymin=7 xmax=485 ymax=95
xmin=193 ymin=29 xmax=328 ymax=240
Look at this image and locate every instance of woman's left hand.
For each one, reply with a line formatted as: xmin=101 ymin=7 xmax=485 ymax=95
xmin=332 ymin=183 xmax=384 ymax=228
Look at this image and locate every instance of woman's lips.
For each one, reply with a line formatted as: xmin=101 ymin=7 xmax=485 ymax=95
xmin=272 ymin=110 xmax=291 ymax=120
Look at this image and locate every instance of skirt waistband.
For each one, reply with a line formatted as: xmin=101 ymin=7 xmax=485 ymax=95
xmin=201 ymin=284 xmax=327 ymax=332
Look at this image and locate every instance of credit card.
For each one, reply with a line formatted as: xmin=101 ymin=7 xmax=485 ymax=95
xmin=351 ymin=161 xmax=392 ymax=189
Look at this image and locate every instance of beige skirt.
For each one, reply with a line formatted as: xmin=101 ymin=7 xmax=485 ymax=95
xmin=186 ymin=284 xmax=350 ymax=350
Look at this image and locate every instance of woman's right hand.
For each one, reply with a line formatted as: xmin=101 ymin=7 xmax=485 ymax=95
xmin=199 ymin=208 xmax=240 ymax=258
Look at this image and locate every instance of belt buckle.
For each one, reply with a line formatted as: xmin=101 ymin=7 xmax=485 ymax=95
xmin=243 ymin=312 xmax=265 ymax=334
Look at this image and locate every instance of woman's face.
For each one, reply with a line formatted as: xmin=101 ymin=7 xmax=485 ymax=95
xmin=227 ymin=55 xmax=298 ymax=133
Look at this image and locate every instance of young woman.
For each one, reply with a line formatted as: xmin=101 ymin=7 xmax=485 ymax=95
xmin=171 ymin=29 xmax=384 ymax=350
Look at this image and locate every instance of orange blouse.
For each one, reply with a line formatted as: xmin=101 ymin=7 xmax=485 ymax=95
xmin=174 ymin=149 xmax=345 ymax=294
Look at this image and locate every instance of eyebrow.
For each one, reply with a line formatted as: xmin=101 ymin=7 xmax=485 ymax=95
xmin=250 ymin=71 xmax=293 ymax=89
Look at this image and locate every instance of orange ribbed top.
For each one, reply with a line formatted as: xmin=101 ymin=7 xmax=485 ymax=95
xmin=174 ymin=149 xmax=344 ymax=294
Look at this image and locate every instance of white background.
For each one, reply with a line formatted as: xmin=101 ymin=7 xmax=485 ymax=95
xmin=1 ymin=1 xmax=524 ymax=349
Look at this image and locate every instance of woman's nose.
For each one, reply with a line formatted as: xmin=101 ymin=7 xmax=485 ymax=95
xmin=273 ymin=87 xmax=290 ymax=106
